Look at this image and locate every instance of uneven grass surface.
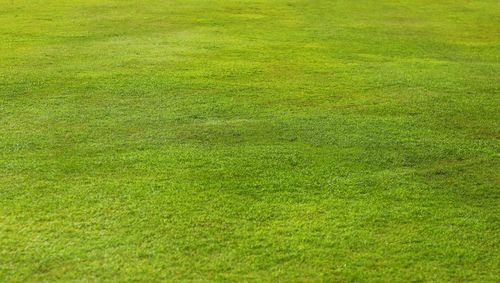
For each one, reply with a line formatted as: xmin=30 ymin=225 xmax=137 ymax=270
xmin=1 ymin=0 xmax=499 ymax=281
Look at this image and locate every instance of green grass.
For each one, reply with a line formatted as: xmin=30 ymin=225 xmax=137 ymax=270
xmin=1 ymin=0 xmax=499 ymax=281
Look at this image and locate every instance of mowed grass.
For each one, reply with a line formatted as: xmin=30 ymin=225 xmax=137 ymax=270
xmin=1 ymin=0 xmax=499 ymax=281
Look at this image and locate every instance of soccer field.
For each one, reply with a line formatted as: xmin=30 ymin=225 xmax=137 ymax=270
xmin=1 ymin=0 xmax=499 ymax=281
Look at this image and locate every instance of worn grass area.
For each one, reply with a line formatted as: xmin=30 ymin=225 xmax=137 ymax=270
xmin=1 ymin=0 xmax=499 ymax=281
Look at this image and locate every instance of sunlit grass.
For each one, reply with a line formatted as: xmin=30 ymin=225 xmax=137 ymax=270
xmin=1 ymin=0 xmax=499 ymax=281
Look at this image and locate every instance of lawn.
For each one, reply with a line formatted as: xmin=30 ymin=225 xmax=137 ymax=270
xmin=0 ymin=0 xmax=499 ymax=281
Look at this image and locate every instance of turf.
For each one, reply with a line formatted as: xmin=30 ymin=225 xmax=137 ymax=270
xmin=1 ymin=0 xmax=499 ymax=281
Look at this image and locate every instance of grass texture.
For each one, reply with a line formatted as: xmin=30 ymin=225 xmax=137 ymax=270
xmin=1 ymin=0 xmax=499 ymax=281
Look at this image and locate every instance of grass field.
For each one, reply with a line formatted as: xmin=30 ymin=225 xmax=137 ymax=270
xmin=1 ymin=0 xmax=499 ymax=281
